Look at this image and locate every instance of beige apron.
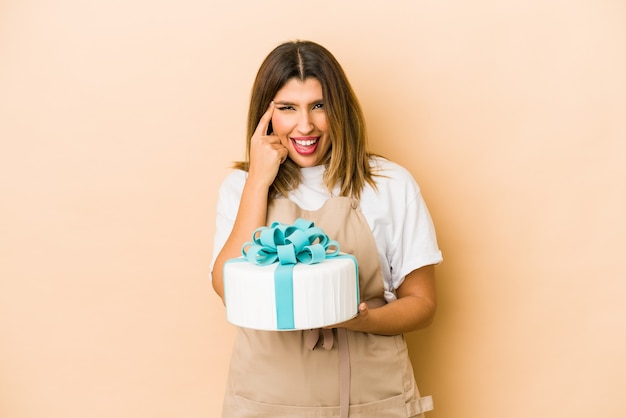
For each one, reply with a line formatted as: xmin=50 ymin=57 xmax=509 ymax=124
xmin=222 ymin=197 xmax=433 ymax=417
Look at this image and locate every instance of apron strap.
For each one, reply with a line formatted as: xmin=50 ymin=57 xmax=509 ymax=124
xmin=304 ymin=328 xmax=351 ymax=418
xmin=304 ymin=298 xmax=387 ymax=418
xmin=304 ymin=328 xmax=334 ymax=350
xmin=337 ymin=328 xmax=350 ymax=418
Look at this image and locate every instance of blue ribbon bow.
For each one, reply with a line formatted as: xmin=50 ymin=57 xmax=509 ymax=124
xmin=241 ymin=218 xmax=341 ymax=329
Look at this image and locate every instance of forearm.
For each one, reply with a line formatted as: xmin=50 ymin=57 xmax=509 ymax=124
xmin=354 ymin=295 xmax=436 ymax=335
xmin=211 ymin=181 xmax=269 ymax=301
xmin=334 ymin=264 xmax=437 ymax=335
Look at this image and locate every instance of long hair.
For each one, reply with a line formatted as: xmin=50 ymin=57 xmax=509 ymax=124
xmin=234 ymin=40 xmax=377 ymax=199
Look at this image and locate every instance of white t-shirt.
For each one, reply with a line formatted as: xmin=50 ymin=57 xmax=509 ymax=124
xmin=211 ymin=156 xmax=443 ymax=302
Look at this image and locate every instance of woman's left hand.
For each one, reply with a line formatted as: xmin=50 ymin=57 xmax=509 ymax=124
xmin=325 ymin=264 xmax=437 ymax=335
xmin=326 ymin=302 xmax=370 ymax=331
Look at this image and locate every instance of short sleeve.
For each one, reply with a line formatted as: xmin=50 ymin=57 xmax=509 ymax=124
xmin=362 ymin=158 xmax=442 ymax=301
xmin=210 ymin=170 xmax=246 ymax=273
xmin=390 ymin=184 xmax=443 ymax=285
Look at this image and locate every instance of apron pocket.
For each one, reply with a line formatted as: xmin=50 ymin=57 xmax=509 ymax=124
xmin=224 ymin=392 xmax=427 ymax=418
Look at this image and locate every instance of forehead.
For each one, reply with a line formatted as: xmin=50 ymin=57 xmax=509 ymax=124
xmin=274 ymin=78 xmax=323 ymax=102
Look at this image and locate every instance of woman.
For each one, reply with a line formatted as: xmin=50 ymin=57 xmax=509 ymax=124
xmin=211 ymin=40 xmax=442 ymax=418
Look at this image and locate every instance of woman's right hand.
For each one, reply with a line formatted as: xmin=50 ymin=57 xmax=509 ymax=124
xmin=212 ymin=102 xmax=287 ymax=300
xmin=247 ymin=101 xmax=288 ymax=189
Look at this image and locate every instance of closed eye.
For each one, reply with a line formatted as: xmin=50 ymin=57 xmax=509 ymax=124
xmin=277 ymin=105 xmax=295 ymax=111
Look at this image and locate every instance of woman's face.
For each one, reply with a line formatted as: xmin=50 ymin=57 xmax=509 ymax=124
xmin=271 ymin=77 xmax=330 ymax=168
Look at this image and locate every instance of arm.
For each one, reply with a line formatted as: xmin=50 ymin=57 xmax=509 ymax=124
xmin=330 ymin=264 xmax=437 ymax=335
xmin=211 ymin=102 xmax=287 ymax=301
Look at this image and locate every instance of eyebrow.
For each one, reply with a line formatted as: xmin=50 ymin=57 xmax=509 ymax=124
xmin=274 ymin=99 xmax=324 ymax=106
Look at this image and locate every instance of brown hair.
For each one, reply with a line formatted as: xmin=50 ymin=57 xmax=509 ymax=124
xmin=234 ymin=40 xmax=377 ymax=199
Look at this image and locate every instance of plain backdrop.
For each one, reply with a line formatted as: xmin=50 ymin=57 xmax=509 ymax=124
xmin=1 ymin=1 xmax=625 ymax=417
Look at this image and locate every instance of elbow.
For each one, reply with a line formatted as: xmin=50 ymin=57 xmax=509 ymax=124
xmin=211 ymin=270 xmax=225 ymax=303
xmin=422 ymin=301 xmax=437 ymax=328
xmin=413 ymin=297 xmax=437 ymax=330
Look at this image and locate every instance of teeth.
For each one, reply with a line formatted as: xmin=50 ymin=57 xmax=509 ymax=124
xmin=294 ymin=138 xmax=317 ymax=146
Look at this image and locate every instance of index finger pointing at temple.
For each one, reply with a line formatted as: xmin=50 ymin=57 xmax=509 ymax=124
xmin=253 ymin=101 xmax=275 ymax=137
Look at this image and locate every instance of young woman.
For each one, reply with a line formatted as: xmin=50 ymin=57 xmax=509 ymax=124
xmin=211 ymin=40 xmax=442 ymax=418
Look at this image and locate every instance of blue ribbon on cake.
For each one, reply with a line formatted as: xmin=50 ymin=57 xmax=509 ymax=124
xmin=242 ymin=218 xmax=341 ymax=330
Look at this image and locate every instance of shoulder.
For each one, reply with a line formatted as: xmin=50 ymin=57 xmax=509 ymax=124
xmin=367 ymin=156 xmax=422 ymax=196
xmin=218 ymin=169 xmax=247 ymax=196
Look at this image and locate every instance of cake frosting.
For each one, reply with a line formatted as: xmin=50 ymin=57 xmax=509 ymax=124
xmin=223 ymin=219 xmax=359 ymax=331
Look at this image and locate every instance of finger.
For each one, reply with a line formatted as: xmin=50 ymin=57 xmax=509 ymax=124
xmin=252 ymin=101 xmax=275 ymax=138
xmin=279 ymin=148 xmax=288 ymax=164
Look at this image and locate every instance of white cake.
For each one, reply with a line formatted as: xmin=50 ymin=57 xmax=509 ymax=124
xmin=224 ymin=254 xmax=359 ymax=331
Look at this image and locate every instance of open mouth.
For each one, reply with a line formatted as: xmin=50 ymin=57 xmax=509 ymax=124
xmin=291 ymin=137 xmax=319 ymax=155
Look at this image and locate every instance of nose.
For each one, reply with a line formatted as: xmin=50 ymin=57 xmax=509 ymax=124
xmin=296 ymin=110 xmax=314 ymax=134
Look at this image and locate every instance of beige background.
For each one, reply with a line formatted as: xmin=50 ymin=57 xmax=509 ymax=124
xmin=1 ymin=1 xmax=625 ymax=417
